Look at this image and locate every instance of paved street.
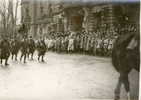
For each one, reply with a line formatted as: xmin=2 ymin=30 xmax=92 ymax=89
xmin=0 ymin=52 xmax=139 ymax=100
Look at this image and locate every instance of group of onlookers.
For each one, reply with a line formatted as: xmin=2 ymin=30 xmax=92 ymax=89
xmin=45 ymin=30 xmax=117 ymax=57
xmin=0 ymin=24 xmax=136 ymax=66
xmin=45 ymin=24 xmax=137 ymax=57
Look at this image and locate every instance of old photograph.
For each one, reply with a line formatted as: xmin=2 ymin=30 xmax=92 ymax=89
xmin=0 ymin=0 xmax=139 ymax=100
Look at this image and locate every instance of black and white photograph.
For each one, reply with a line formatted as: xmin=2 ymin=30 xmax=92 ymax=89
xmin=0 ymin=0 xmax=139 ymax=100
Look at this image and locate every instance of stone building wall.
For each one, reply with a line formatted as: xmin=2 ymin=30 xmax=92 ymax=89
xmin=21 ymin=0 xmax=139 ymax=37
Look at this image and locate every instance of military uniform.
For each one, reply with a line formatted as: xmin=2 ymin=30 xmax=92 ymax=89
xmin=28 ymin=36 xmax=36 ymax=60
xmin=0 ymin=38 xmax=10 ymax=65
xmin=20 ymin=38 xmax=28 ymax=63
xmin=37 ymin=38 xmax=46 ymax=62
xmin=11 ymin=38 xmax=20 ymax=61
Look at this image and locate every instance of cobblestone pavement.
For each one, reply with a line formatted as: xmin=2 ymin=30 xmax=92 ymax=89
xmin=0 ymin=52 xmax=139 ymax=100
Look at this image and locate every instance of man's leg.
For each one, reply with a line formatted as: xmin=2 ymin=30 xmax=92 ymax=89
xmin=12 ymin=54 xmax=14 ymax=60
xmin=31 ymin=51 xmax=34 ymax=60
xmin=20 ymin=53 xmax=24 ymax=62
xmin=15 ymin=54 xmax=18 ymax=61
xmin=41 ymin=55 xmax=45 ymax=62
xmin=5 ymin=55 xmax=9 ymax=65
xmin=24 ymin=53 xmax=27 ymax=63
xmin=0 ymin=58 xmax=2 ymax=64
xmin=38 ymin=53 xmax=40 ymax=61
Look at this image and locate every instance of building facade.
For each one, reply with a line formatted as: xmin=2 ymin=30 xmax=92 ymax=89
xmin=21 ymin=0 xmax=139 ymax=37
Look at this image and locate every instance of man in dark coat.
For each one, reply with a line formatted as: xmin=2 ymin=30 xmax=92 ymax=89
xmin=27 ymin=36 xmax=36 ymax=60
xmin=37 ymin=37 xmax=47 ymax=62
xmin=0 ymin=37 xmax=11 ymax=65
xmin=20 ymin=37 xmax=28 ymax=63
xmin=11 ymin=37 xmax=20 ymax=61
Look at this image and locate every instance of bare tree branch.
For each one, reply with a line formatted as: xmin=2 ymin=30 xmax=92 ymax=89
xmin=0 ymin=0 xmax=20 ymax=36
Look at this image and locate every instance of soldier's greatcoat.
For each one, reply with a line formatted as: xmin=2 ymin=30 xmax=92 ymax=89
xmin=37 ymin=40 xmax=47 ymax=56
xmin=0 ymin=39 xmax=10 ymax=59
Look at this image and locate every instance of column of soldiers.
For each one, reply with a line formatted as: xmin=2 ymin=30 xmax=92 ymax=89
xmin=0 ymin=24 xmax=136 ymax=66
xmin=0 ymin=35 xmax=47 ymax=66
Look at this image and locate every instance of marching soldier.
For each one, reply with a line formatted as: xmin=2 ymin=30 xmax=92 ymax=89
xmin=27 ymin=36 xmax=36 ymax=60
xmin=20 ymin=36 xmax=28 ymax=63
xmin=0 ymin=36 xmax=11 ymax=65
xmin=37 ymin=37 xmax=47 ymax=62
xmin=11 ymin=37 xmax=20 ymax=61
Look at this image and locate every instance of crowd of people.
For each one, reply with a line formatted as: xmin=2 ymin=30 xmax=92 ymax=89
xmin=0 ymin=36 xmax=47 ymax=66
xmin=46 ymin=30 xmax=117 ymax=56
xmin=46 ymin=24 xmax=137 ymax=56
xmin=0 ymin=24 xmax=137 ymax=66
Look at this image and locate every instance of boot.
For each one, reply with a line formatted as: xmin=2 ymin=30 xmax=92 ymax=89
xmin=5 ymin=59 xmax=9 ymax=66
xmin=1 ymin=59 xmax=2 ymax=64
xmin=38 ymin=56 xmax=40 ymax=61
xmin=41 ymin=56 xmax=45 ymax=62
